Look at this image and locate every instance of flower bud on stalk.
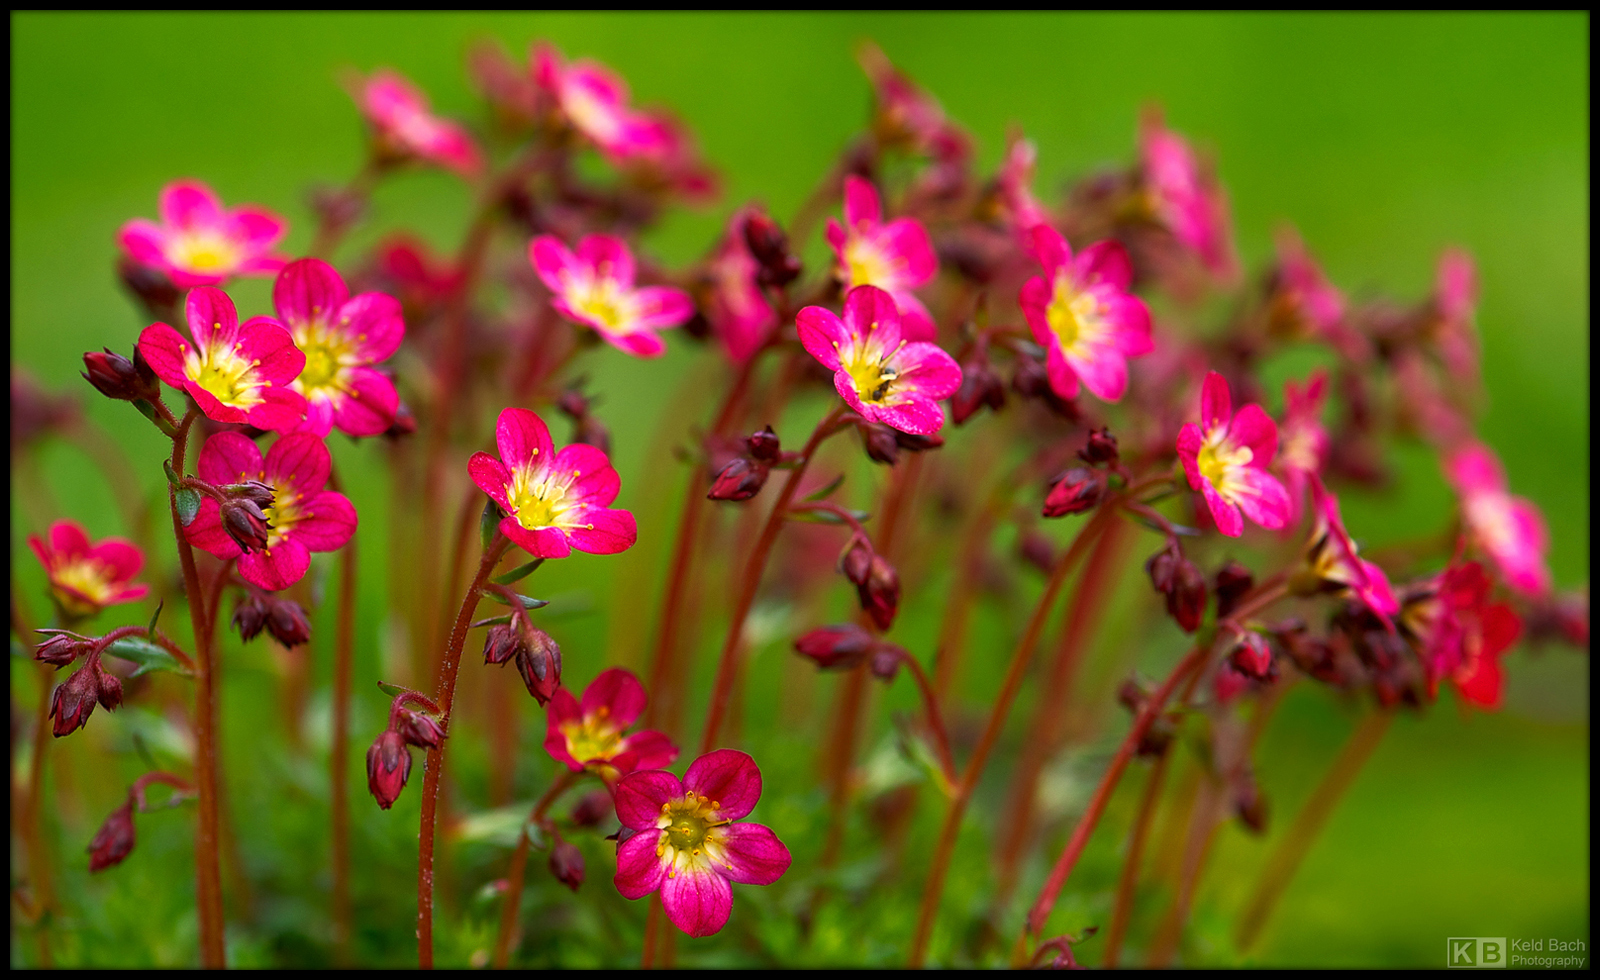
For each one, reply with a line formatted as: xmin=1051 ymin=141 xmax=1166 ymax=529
xmin=366 ymin=729 xmax=412 ymax=810
xmin=82 ymin=347 xmax=161 ymax=403
xmin=394 ymin=707 xmax=445 ymax=749
xmin=569 ymin=790 xmax=613 ymax=828
xmin=869 ymin=644 xmax=904 ymax=681
xmin=515 ymin=627 xmax=562 ymax=706
xmin=1043 ymin=467 xmax=1106 ymax=518
xmin=1079 ymin=426 xmax=1120 ymax=465
xmin=35 ymin=629 xmax=94 ymax=667
xmin=482 ymin=623 xmax=522 ymax=665
xmin=51 ymin=661 xmax=107 ymax=737
xmin=894 ymin=430 xmax=944 ymax=453
xmin=742 ymin=211 xmax=802 ymax=288
xmin=1147 ymin=540 xmax=1206 ymax=633
xmin=1232 ymin=772 xmax=1269 ymax=835
xmin=116 ymin=256 xmax=181 ymax=320
xmin=1214 ymin=561 xmax=1255 ymax=617
xmin=951 ymin=353 xmax=1006 ymax=425
xmin=220 ymin=496 xmax=273 ymax=554
xmin=88 ymin=798 xmax=137 ymax=872
xmin=549 ymin=839 xmax=585 ymax=892
xmin=794 ymin=624 xmax=876 ymax=670
xmin=859 ymin=421 xmax=901 ymax=465
xmin=708 ymin=456 xmax=770 ymax=501
xmin=858 ymin=554 xmax=901 ymax=631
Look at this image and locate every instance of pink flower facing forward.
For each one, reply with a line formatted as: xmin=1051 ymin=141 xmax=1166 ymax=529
xmin=469 ymin=407 xmax=637 ymax=559
xmin=797 ymin=285 xmax=962 ymax=436
xmin=1018 ymin=224 xmax=1154 ymax=402
xmin=614 ymin=750 xmax=791 ymax=938
xmin=138 ymin=287 xmax=306 ymax=430
xmin=1139 ymin=113 xmax=1237 ymax=279
xmin=825 ymin=176 xmax=939 ymax=340
xmin=1177 ymin=371 xmax=1292 ymax=538
xmin=1301 ymin=477 xmax=1399 ymax=624
xmin=356 ymin=70 xmax=481 ymax=177
xmin=1444 ymin=442 xmax=1551 ymax=597
xmin=186 ymin=432 xmax=356 ymax=591
xmin=1404 ymin=562 xmax=1521 ymax=709
xmin=534 ymin=43 xmax=675 ymax=162
xmin=1277 ymin=371 xmax=1330 ymax=526
xmin=119 ymin=180 xmax=288 ymax=288
xmin=273 ymin=258 xmax=404 ymax=437
xmin=545 ymin=668 xmax=678 ymax=780
xmin=27 ymin=520 xmax=149 ymax=619
xmin=705 ymin=209 xmax=777 ymax=365
xmin=530 ymin=235 xmax=693 ymax=358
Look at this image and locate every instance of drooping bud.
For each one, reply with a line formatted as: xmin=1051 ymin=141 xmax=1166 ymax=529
xmin=384 ymin=402 xmax=418 ymax=440
xmin=515 ymin=628 xmax=563 ymax=706
xmin=366 ymin=729 xmax=412 ymax=810
xmin=1043 ymin=468 xmax=1106 ymax=518
xmin=840 ymin=538 xmax=874 ymax=587
xmin=394 ymin=707 xmax=445 ymax=750
xmin=572 ymin=414 xmax=612 ymax=456
xmin=220 ymin=497 xmax=273 ymax=554
xmin=1233 ymin=775 xmax=1269 ymax=835
xmin=951 ymin=354 xmax=1006 ymax=425
xmin=707 ymin=456 xmax=770 ymax=501
xmin=51 ymin=664 xmax=103 ymax=737
xmin=569 ymin=790 xmax=613 ymax=828
xmin=82 ymin=348 xmax=161 ymax=403
xmin=858 ymin=421 xmax=901 ymax=466
xmin=549 ymin=839 xmax=585 ymax=892
xmin=221 ymin=480 xmax=276 ymax=509
xmin=264 ymin=597 xmax=312 ymax=647
xmin=1011 ymin=352 xmax=1078 ymax=418
xmin=95 ymin=662 xmax=124 ymax=711
xmin=742 ymin=211 xmax=802 ymax=288
xmin=868 ymin=643 xmax=904 ymax=681
xmin=1214 ymin=561 xmax=1255 ymax=618
xmin=34 ymin=629 xmax=93 ymax=667
xmin=746 ymin=426 xmax=781 ymax=462
xmin=1078 ymin=427 xmax=1120 ymax=465
xmin=1147 ymin=541 xmax=1207 ymax=634
xmin=483 ymin=623 xmax=523 ymax=665
xmin=794 ymin=624 xmax=875 ymax=671
xmin=858 ymin=554 xmax=901 ymax=631
xmin=88 ymin=799 xmax=137 ymax=872
xmin=1230 ymin=632 xmax=1274 ymax=680
xmin=232 ymin=594 xmax=269 ymax=642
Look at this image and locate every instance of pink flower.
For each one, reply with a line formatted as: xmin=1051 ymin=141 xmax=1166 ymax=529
xmin=138 ymin=287 xmax=306 ymax=430
xmin=1402 ymin=561 xmax=1520 ymax=708
xmin=272 ymin=258 xmax=404 ymax=438
xmin=1140 ymin=113 xmax=1236 ymax=279
xmin=1274 ymin=229 xmax=1345 ymax=339
xmin=613 ymin=749 xmax=791 ymax=937
xmin=1177 ymin=371 xmax=1292 ymax=537
xmin=856 ymin=41 xmax=971 ymax=164
xmin=534 ymin=43 xmax=675 ymax=162
xmin=1277 ymin=371 xmax=1330 ymax=526
xmin=825 ymin=176 xmax=940 ymax=340
xmin=118 ymin=180 xmax=288 ymax=288
xmin=469 ymin=407 xmax=637 ymax=559
xmin=1432 ymin=247 xmax=1480 ymax=382
xmin=544 ymin=668 xmax=678 ymax=780
xmin=185 ymin=432 xmax=357 ymax=591
xmin=355 ymin=70 xmax=481 ymax=177
xmin=704 ymin=209 xmax=777 ymax=365
xmin=1018 ymin=225 xmax=1154 ymax=403
xmin=996 ymin=135 xmax=1048 ymax=235
xmin=1444 ymin=442 xmax=1550 ymax=596
xmin=529 ymin=235 xmax=693 ymax=358
xmin=797 ymin=285 xmax=962 ymax=435
xmin=1300 ymin=476 xmax=1399 ymax=623
xmin=27 ymin=520 xmax=148 ymax=619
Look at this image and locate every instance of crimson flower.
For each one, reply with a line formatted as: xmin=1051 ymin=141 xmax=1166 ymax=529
xmin=530 ymin=234 xmax=693 ymax=358
xmin=185 ymin=432 xmax=356 ymax=591
xmin=355 ymin=70 xmax=481 ymax=176
xmin=469 ymin=407 xmax=637 ymax=560
xmin=1177 ymin=371 xmax=1291 ymax=537
xmin=138 ymin=287 xmax=306 ymax=431
xmin=118 ymin=180 xmax=288 ymax=288
xmin=1402 ymin=562 xmax=1521 ymax=709
xmin=28 ymin=520 xmax=148 ymax=619
xmin=825 ymin=176 xmax=939 ymax=340
xmin=1444 ymin=441 xmax=1550 ymax=597
xmin=613 ymin=750 xmax=791 ymax=937
xmin=544 ymin=668 xmax=678 ymax=780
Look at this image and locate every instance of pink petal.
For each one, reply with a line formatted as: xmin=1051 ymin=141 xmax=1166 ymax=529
xmin=581 ymin=667 xmax=648 ymax=729
xmin=575 ymin=234 xmax=634 ymax=287
xmin=1043 ymin=343 xmax=1082 ymax=401
xmin=1227 ymin=404 xmax=1279 ymax=466
xmin=824 ymin=218 xmax=847 ymax=257
xmin=247 ymin=386 xmax=308 ymax=433
xmin=683 ymin=749 xmax=761 ymax=821
xmin=1100 ymin=292 xmax=1155 ymax=356
xmin=1356 ymin=559 xmax=1400 ymax=617
xmin=1200 ymin=371 xmax=1232 ymax=432
xmin=186 ymin=383 xmax=249 ymax=426
xmin=265 ymin=432 xmax=331 ymax=498
xmin=198 ymin=431 xmax=264 ymax=485
xmin=229 ymin=208 xmax=287 ymax=253
xmin=892 ymin=293 xmax=939 ymax=342
xmin=339 ymin=292 xmax=406 ymax=362
xmin=288 ymin=491 xmax=356 ymax=552
xmin=1018 ymin=276 xmax=1053 ymax=343
xmin=238 ymin=538 xmax=311 ymax=591
xmin=553 ymin=444 xmax=620 ymax=507
xmin=717 ymin=822 xmax=791 ymax=886
xmin=47 ymin=520 xmax=92 ymax=560
xmin=1075 ymin=239 xmax=1133 ymax=291
xmin=236 ymin=317 xmax=305 ymax=386
xmin=661 ymin=866 xmax=733 ymax=938
xmin=118 ymin=220 xmax=168 ymax=266
xmin=273 ymin=258 xmax=349 ymax=330
xmin=1065 ymin=343 xmax=1128 ymax=402
xmin=499 ymin=520 xmax=572 ymax=560
xmin=136 ymin=322 xmax=193 ymax=389
xmin=185 ymin=287 xmax=239 ymax=349
xmin=495 ymin=408 xmax=555 ymax=473
xmin=796 ymin=306 xmax=847 ymax=371
xmin=298 ymin=394 xmax=337 ymax=438
xmin=184 ymin=499 xmax=243 ymax=560
xmin=26 ymin=534 xmax=52 ymax=572
xmin=1027 ymin=223 xmax=1070 ymax=278
xmin=1202 ymin=480 xmax=1245 ymax=538
xmin=615 ymin=770 xmax=683 ymax=830
xmin=614 ymin=828 xmax=668 ymax=900
xmin=566 ymin=507 xmax=637 ymax=556
xmin=832 ymin=372 xmax=871 ymax=417
xmin=876 ymin=218 xmax=937 ymax=287
xmin=616 ymin=730 xmax=679 ymax=772
xmin=529 ymin=236 xmax=577 ymax=292
xmin=892 ymin=342 xmax=963 ymax=401
xmin=603 ymin=329 xmax=668 ymax=359
xmin=160 ymin=180 xmax=224 ymax=230
xmin=1175 ymin=423 xmax=1205 ymax=490
xmin=1228 ymin=467 xmax=1292 ymax=531
xmin=85 ymin=538 xmax=144 ymax=583
xmin=842 ymin=284 xmax=903 ymax=351
xmin=1445 ymin=442 xmax=1505 ymax=496
xmin=868 ymin=398 xmax=945 ymax=436
xmin=543 ymin=689 xmax=583 ymax=771
xmin=841 ymin=174 xmax=881 ymax=229
xmin=468 ymin=452 xmax=512 ymax=508
xmin=630 ymin=286 xmax=694 ymax=331
xmin=330 ymin=367 xmax=400 ymax=438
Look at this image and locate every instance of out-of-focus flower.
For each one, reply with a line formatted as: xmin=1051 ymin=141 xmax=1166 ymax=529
xmin=534 ymin=43 xmax=676 ymax=163
xmin=138 ymin=287 xmax=306 ymax=431
xmin=1432 ymin=247 xmax=1480 ymax=383
xmin=545 ymin=667 xmax=678 ymax=779
xmin=366 ymin=728 xmax=412 ymax=810
xmin=118 ymin=180 xmax=288 ymax=288
xmin=1270 ymin=229 xmax=1347 ymax=344
xmin=88 ymin=799 xmax=137 ymax=872
xmin=272 ymin=258 xmax=405 ymax=438
xmin=1018 ymin=225 xmax=1153 ymax=403
xmin=856 ymin=41 xmax=972 ymax=165
xmin=793 ymin=624 xmax=877 ymax=670
xmin=354 ymin=70 xmax=481 ymax=177
xmin=1276 ymin=371 xmax=1329 ymax=527
xmin=704 ymin=208 xmax=777 ymax=365
xmin=950 ymin=345 xmax=1006 ymax=425
xmin=371 ymin=235 xmax=464 ymax=312
xmin=797 ymin=285 xmax=962 ymax=435
xmin=993 ymin=134 xmax=1048 ymax=235
xmin=1400 ymin=561 xmax=1521 ymax=709
xmin=28 ymin=520 xmax=149 ymax=619
xmin=469 ymin=407 xmax=637 ymax=559
xmin=825 ymin=176 xmax=940 ymax=340
xmin=1290 ymin=477 xmax=1399 ymax=624
xmin=530 ymin=234 xmax=693 ymax=358
xmin=1444 ymin=441 xmax=1550 ymax=597
xmin=185 ymin=432 xmax=357 ymax=591
xmin=1177 ymin=371 xmax=1291 ymax=537
xmin=613 ymin=749 xmax=791 ymax=937
xmin=1229 ymin=631 xmax=1275 ymax=680
xmin=1139 ymin=112 xmax=1236 ymax=279
xmin=12 ymin=370 xmax=79 ymax=454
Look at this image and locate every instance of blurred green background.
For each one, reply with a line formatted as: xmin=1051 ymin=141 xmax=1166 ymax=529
xmin=11 ymin=12 xmax=1588 ymax=967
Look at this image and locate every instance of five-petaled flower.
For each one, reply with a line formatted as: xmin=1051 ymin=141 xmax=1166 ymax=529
xmin=544 ymin=668 xmax=678 ymax=780
xmin=118 ymin=180 xmax=288 ymax=288
xmin=1140 ymin=113 xmax=1236 ymax=279
xmin=1018 ymin=224 xmax=1153 ymax=403
xmin=272 ymin=258 xmax=405 ymax=437
xmin=530 ymin=234 xmax=694 ymax=358
xmin=1177 ymin=371 xmax=1291 ymax=537
xmin=797 ymin=285 xmax=962 ymax=436
xmin=138 ymin=287 xmax=307 ymax=431
xmin=825 ymin=175 xmax=940 ymax=340
xmin=355 ymin=70 xmax=482 ymax=177
xmin=186 ymin=432 xmax=357 ymax=591
xmin=1444 ymin=441 xmax=1550 ymax=597
xmin=534 ymin=43 xmax=678 ymax=163
xmin=469 ymin=407 xmax=637 ymax=559
xmin=1401 ymin=561 xmax=1521 ymax=709
xmin=28 ymin=520 xmax=149 ymax=620
xmin=613 ymin=749 xmax=791 ymax=937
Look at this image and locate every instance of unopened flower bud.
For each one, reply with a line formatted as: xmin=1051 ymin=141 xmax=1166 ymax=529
xmin=264 ymin=597 xmax=312 ymax=647
xmin=858 ymin=422 xmax=901 ymax=466
xmin=708 ymin=456 xmax=771 ymax=501
xmin=742 ymin=211 xmax=802 ymax=288
xmin=95 ymin=663 xmax=124 ymax=711
xmin=82 ymin=348 xmax=160 ymax=403
xmin=840 ymin=539 xmax=874 ymax=587
xmin=483 ymin=623 xmax=522 ymax=665
xmin=232 ymin=594 xmax=269 ymax=642
xmin=569 ymin=790 xmax=614 ymax=828
xmin=1146 ymin=543 xmax=1179 ymax=595
xmin=1214 ymin=561 xmax=1255 ymax=618
xmin=573 ymin=415 xmax=612 ymax=456
xmin=1117 ymin=678 xmax=1149 ymax=714
xmin=384 ymin=402 xmax=418 ymax=439
xmin=515 ymin=628 xmax=562 ymax=706
xmin=1018 ymin=531 xmax=1056 ymax=574
xmin=395 ymin=707 xmax=445 ymax=750
xmin=221 ymin=497 xmax=273 ymax=553
xmin=51 ymin=664 xmax=103 ymax=737
xmin=894 ymin=430 xmax=944 ymax=453
xmin=746 ymin=426 xmax=781 ymax=462
xmin=366 ymin=729 xmax=412 ymax=810
xmin=1078 ymin=427 xmax=1120 ymax=465
xmin=556 ymin=389 xmax=591 ymax=419
xmin=1147 ymin=541 xmax=1207 ymax=635
xmin=858 ymin=554 xmax=901 ymax=631
xmin=1213 ymin=659 xmax=1253 ymax=704
xmin=794 ymin=624 xmax=875 ymax=670
xmin=549 ymin=839 xmax=585 ymax=892
xmin=1137 ymin=714 xmax=1177 ymax=757
xmin=868 ymin=644 xmax=904 ymax=681
xmin=1230 ymin=632 xmax=1274 ymax=680
xmin=221 ymin=481 xmax=276 ymax=509
xmin=1043 ymin=468 xmax=1105 ymax=518
xmin=1012 ymin=353 xmax=1078 ymax=419
xmin=952 ymin=356 xmax=1006 ymax=425
xmin=88 ymin=799 xmax=137 ymax=872
xmin=35 ymin=630 xmax=92 ymax=667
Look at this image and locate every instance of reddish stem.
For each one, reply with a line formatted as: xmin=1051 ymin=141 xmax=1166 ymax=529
xmin=894 ymin=650 xmax=957 ymax=785
xmin=492 ymin=770 xmax=581 ymax=968
xmin=1102 ymin=748 xmax=1173 ymax=967
xmin=10 ymin=592 xmax=55 ymax=967
xmin=329 ymin=467 xmax=358 ymax=963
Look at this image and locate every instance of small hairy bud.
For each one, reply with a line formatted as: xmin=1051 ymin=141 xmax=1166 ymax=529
xmin=483 ymin=623 xmax=523 ymax=665
xmin=35 ymin=630 xmax=93 ymax=667
xmin=1230 ymin=632 xmax=1274 ymax=680
xmin=746 ymin=426 xmax=781 ymax=462
xmin=868 ymin=644 xmax=904 ymax=681
xmin=88 ymin=799 xmax=137 ymax=872
xmin=1167 ymin=559 xmax=1208 ymax=634
xmin=708 ymin=456 xmax=770 ymax=501
xmin=95 ymin=663 xmax=124 ymax=711
xmin=82 ymin=347 xmax=160 ymax=403
xmin=515 ymin=628 xmax=563 ymax=706
xmin=394 ymin=707 xmax=445 ymax=750
xmin=549 ymin=839 xmax=585 ymax=892
xmin=1078 ymin=427 xmax=1120 ymax=465
xmin=1043 ymin=467 xmax=1106 ymax=518
xmin=221 ymin=480 xmax=276 ymax=510
xmin=794 ymin=624 xmax=875 ymax=671
xmin=840 ymin=538 xmax=874 ymax=587
xmin=220 ymin=497 xmax=272 ymax=554
xmin=264 ymin=597 xmax=312 ymax=647
xmin=366 ymin=729 xmax=412 ymax=810
xmin=858 ymin=554 xmax=901 ymax=631
xmin=51 ymin=665 xmax=103 ymax=737
xmin=569 ymin=790 xmax=614 ymax=829
xmin=232 ymin=594 xmax=270 ymax=642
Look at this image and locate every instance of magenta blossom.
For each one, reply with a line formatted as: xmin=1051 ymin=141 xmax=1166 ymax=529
xmin=1018 ymin=225 xmax=1154 ymax=403
xmin=1274 ymin=229 xmax=1345 ymax=339
xmin=534 ymin=43 xmax=674 ymax=162
xmin=996 ymin=135 xmax=1048 ymax=235
xmin=1177 ymin=371 xmax=1292 ymax=537
xmin=355 ymin=70 xmax=481 ymax=177
xmin=614 ymin=749 xmax=791 ymax=937
xmin=704 ymin=209 xmax=777 ymax=365
xmin=1301 ymin=476 xmax=1399 ymax=623
xmin=1432 ymin=247 xmax=1480 ymax=382
xmin=797 ymin=285 xmax=962 ymax=435
xmin=27 ymin=520 xmax=149 ymax=619
xmin=138 ymin=287 xmax=306 ymax=431
xmin=469 ymin=407 xmax=637 ymax=559
xmin=1140 ymin=113 xmax=1236 ymax=279
xmin=1444 ymin=442 xmax=1550 ymax=596
xmin=857 ymin=41 xmax=971 ymax=164
xmin=272 ymin=258 xmax=404 ymax=437
xmin=1276 ymin=371 xmax=1330 ymax=526
xmin=119 ymin=180 xmax=288 ymax=288
xmin=530 ymin=234 xmax=693 ymax=358
xmin=186 ymin=432 xmax=356 ymax=591
xmin=825 ymin=176 xmax=939 ymax=340
xmin=1402 ymin=561 xmax=1521 ymax=709
xmin=545 ymin=668 xmax=678 ymax=780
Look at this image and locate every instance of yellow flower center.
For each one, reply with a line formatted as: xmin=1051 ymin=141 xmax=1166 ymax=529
xmin=290 ymin=316 xmax=360 ymax=397
xmin=1197 ymin=433 xmax=1253 ymax=490
xmin=1046 ymin=274 xmax=1107 ymax=354
xmin=50 ymin=560 xmax=116 ymax=615
xmin=566 ymin=274 xmax=631 ymax=333
xmin=561 ymin=709 xmax=625 ymax=766
xmin=843 ymin=238 xmax=892 ymax=289
xmin=170 ymin=233 xmax=241 ymax=274
xmin=838 ymin=331 xmax=906 ymax=406
xmin=655 ymin=790 xmax=735 ymax=878
xmin=506 ymin=463 xmax=572 ymax=531
xmin=184 ymin=332 xmax=263 ymax=408
xmin=262 ymin=489 xmax=301 ymax=550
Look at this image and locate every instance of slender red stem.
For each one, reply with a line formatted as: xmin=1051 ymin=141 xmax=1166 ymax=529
xmin=10 ymin=592 xmax=55 ymax=967
xmin=492 ymin=770 xmax=581 ymax=968
xmin=895 ymin=650 xmax=957 ymax=785
xmin=329 ymin=465 xmax=358 ymax=963
xmin=1102 ymin=748 xmax=1173 ymax=967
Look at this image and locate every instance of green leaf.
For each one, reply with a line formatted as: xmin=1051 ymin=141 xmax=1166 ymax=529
xmin=470 ymin=614 xmax=514 ymax=629
xmin=147 ymin=600 xmax=164 ymax=636
xmin=175 ymin=487 xmax=201 ymax=526
xmin=788 ymin=506 xmax=869 ymax=526
xmin=457 ymin=803 xmax=536 ymax=848
xmin=487 ymin=592 xmax=549 ymax=610
xmin=377 ymin=681 xmax=411 ymax=700
xmin=480 ymin=499 xmax=504 ymax=550
xmin=104 ymin=636 xmax=192 ymax=678
xmin=802 ymin=473 xmax=846 ymax=502
xmin=162 ymin=458 xmax=181 ymax=486
xmin=492 ymin=558 xmax=543 ymax=586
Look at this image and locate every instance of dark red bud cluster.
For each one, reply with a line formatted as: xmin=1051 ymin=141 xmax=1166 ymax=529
xmin=394 ymin=706 xmax=445 ymax=750
xmin=951 ymin=351 xmax=1006 ymax=425
xmin=88 ymin=799 xmax=138 ymax=873
xmin=841 ymin=538 xmax=901 ymax=630
xmin=793 ymin=624 xmax=908 ymax=682
xmin=217 ymin=482 xmax=274 ymax=554
xmin=549 ymin=838 xmax=585 ymax=892
xmin=1332 ymin=604 xmax=1423 ymax=707
xmin=484 ymin=620 xmax=564 ymax=705
xmin=1043 ymin=467 xmax=1106 ymax=518
xmin=233 ymin=593 xmax=312 ymax=647
xmin=35 ymin=629 xmax=95 ymax=667
xmin=556 ymin=388 xmax=611 ymax=455
xmin=1270 ymin=619 xmax=1354 ymax=688
xmin=741 ymin=211 xmax=802 ymax=288
xmin=50 ymin=658 xmax=121 ymax=738
xmin=569 ymin=790 xmax=614 ymax=829
xmin=366 ymin=729 xmax=412 ymax=810
xmin=82 ymin=347 xmax=161 ymax=404
xmin=1214 ymin=561 xmax=1255 ymax=618
xmin=1147 ymin=539 xmax=1207 ymax=633
xmin=709 ymin=426 xmax=781 ymax=501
